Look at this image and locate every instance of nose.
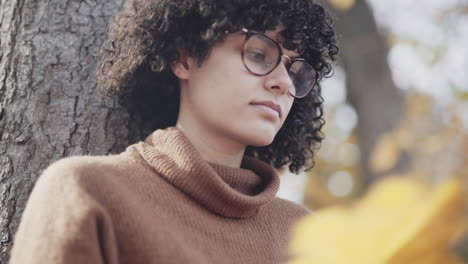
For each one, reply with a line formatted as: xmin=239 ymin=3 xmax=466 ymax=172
xmin=263 ymin=57 xmax=294 ymax=96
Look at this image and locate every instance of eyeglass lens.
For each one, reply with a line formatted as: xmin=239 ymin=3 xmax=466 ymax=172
xmin=243 ymin=33 xmax=317 ymax=98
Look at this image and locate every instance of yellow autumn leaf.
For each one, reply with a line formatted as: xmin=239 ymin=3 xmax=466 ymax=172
xmin=289 ymin=177 xmax=467 ymax=264
xmin=369 ymin=133 xmax=401 ymax=174
xmin=327 ymin=0 xmax=356 ymax=11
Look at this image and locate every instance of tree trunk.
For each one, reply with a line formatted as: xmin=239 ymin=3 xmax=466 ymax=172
xmin=0 ymin=0 xmax=130 ymax=262
xmin=326 ymin=0 xmax=406 ymax=185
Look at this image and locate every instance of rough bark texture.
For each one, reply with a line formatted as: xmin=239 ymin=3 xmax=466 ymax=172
xmin=326 ymin=0 xmax=406 ymax=185
xmin=0 ymin=0 xmax=129 ymax=262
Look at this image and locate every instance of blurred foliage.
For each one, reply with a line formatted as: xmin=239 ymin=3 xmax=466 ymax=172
xmin=305 ymin=91 xmax=468 ymax=209
xmin=369 ymin=92 xmax=467 ymax=181
xmin=303 ymin=130 xmax=363 ymax=208
xmin=289 ymin=177 xmax=468 ymax=264
xmin=295 ymin=1 xmax=468 ymax=263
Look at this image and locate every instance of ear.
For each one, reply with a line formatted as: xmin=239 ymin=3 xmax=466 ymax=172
xmin=171 ymin=49 xmax=193 ymax=80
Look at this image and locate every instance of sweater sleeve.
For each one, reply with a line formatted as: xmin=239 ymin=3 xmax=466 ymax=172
xmin=9 ymin=159 xmax=119 ymax=264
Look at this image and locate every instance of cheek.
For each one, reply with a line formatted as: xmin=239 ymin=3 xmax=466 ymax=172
xmin=189 ymin=60 xmax=256 ymax=119
xmin=201 ymin=62 xmax=255 ymax=107
xmin=282 ymin=98 xmax=295 ymax=121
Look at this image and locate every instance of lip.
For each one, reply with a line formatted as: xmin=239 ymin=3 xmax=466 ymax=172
xmin=249 ymin=101 xmax=282 ymax=118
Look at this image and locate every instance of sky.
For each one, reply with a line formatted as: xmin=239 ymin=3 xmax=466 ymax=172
xmin=322 ymin=0 xmax=468 ymax=129
xmin=367 ymin=0 xmax=468 ymax=103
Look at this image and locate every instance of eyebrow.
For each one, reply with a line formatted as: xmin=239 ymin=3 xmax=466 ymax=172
xmin=259 ymin=35 xmax=278 ymax=50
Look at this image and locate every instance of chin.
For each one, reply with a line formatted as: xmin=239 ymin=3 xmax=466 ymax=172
xmin=242 ymin=128 xmax=277 ymax=147
xmin=249 ymin=138 xmax=275 ymax=147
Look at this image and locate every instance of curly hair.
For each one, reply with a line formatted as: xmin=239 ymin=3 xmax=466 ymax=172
xmin=96 ymin=0 xmax=338 ymax=174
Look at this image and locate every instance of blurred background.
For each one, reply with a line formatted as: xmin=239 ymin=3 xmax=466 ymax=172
xmin=2 ymin=0 xmax=466 ymax=262
xmin=277 ymin=0 xmax=468 ymax=209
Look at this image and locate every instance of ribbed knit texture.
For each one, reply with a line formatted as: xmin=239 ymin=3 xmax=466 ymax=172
xmin=9 ymin=127 xmax=311 ymax=264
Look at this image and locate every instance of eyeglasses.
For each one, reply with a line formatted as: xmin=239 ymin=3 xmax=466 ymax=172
xmin=240 ymin=28 xmax=318 ymax=99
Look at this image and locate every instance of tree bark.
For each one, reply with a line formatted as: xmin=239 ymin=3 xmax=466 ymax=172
xmin=325 ymin=0 xmax=406 ymax=185
xmin=0 ymin=0 xmax=129 ymax=262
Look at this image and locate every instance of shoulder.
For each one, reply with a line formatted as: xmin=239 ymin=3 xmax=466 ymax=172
xmin=260 ymin=197 xmax=312 ymax=224
xmin=12 ymin=157 xmax=123 ymax=263
xmin=258 ymin=198 xmax=312 ymax=238
xmin=40 ymin=148 xmax=141 ymax=181
xmin=23 ymin=153 xmax=139 ymax=225
xmin=42 ymin=153 xmax=125 ymax=177
xmin=33 ymin=153 xmax=135 ymax=200
xmin=272 ymin=197 xmax=312 ymax=218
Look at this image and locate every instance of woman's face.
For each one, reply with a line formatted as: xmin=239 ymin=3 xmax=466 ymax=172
xmin=176 ymin=27 xmax=296 ymax=148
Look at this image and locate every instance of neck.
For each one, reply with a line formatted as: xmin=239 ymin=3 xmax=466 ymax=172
xmin=175 ymin=121 xmax=246 ymax=168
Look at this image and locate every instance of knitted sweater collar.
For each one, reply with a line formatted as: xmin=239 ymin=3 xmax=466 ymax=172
xmin=132 ymin=127 xmax=280 ymax=219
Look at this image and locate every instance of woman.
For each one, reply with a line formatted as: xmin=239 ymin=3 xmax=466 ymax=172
xmin=9 ymin=0 xmax=338 ymax=263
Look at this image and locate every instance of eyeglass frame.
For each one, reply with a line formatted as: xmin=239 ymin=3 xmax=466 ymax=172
xmin=239 ymin=28 xmax=318 ymax=99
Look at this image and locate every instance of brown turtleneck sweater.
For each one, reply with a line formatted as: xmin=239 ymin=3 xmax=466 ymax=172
xmin=9 ymin=127 xmax=310 ymax=264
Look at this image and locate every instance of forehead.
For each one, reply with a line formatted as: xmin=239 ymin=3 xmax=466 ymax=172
xmin=264 ymin=25 xmax=286 ymax=43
